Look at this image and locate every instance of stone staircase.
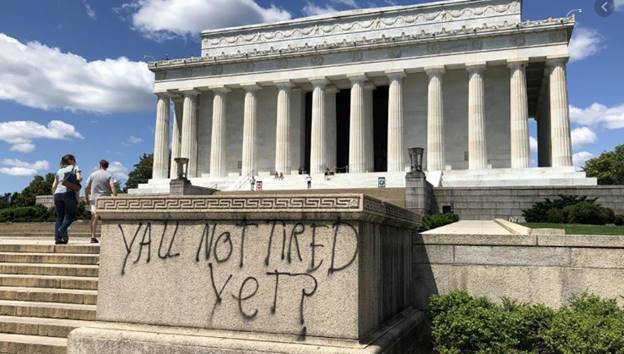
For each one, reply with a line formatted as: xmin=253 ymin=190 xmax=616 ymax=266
xmin=0 ymin=222 xmax=98 ymax=353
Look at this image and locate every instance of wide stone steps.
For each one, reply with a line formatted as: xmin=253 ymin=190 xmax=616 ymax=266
xmin=0 ymin=287 xmax=97 ymax=305
xmin=0 ymin=333 xmax=66 ymax=354
xmin=0 ymin=252 xmax=99 ymax=265
xmin=0 ymin=234 xmax=98 ymax=353
xmin=0 ymin=263 xmax=99 ymax=277
xmin=0 ymin=274 xmax=97 ymax=290
xmin=0 ymin=316 xmax=94 ymax=338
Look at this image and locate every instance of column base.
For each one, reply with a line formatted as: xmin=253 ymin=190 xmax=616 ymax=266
xmin=68 ymin=308 xmax=428 ymax=354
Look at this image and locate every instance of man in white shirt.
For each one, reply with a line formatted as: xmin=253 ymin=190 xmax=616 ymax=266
xmin=84 ymin=160 xmax=117 ymax=243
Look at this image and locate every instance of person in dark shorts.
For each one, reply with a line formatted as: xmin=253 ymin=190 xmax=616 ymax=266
xmin=85 ymin=160 xmax=117 ymax=243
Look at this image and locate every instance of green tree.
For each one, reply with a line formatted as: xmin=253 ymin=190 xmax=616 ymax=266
xmin=124 ymin=153 xmax=153 ymax=192
xmin=11 ymin=173 xmax=56 ymax=207
xmin=583 ymin=144 xmax=624 ymax=185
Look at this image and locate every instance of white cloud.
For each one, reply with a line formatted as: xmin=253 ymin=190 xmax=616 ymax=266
xmin=616 ymin=0 xmax=623 ymax=10
xmin=572 ymin=151 xmax=594 ymax=168
xmin=127 ymin=135 xmax=143 ymax=144
xmin=0 ymin=33 xmax=154 ymax=113
xmin=0 ymin=120 xmax=83 ymax=153
xmin=529 ymin=136 xmax=538 ymax=152
xmin=0 ymin=159 xmax=50 ymax=176
xmin=570 ymin=126 xmax=597 ymax=148
xmin=303 ymin=3 xmax=339 ymax=16
xmin=108 ymin=161 xmax=129 ymax=182
xmin=569 ymin=27 xmax=605 ymax=62
xmin=120 ymin=0 xmax=291 ymax=40
xmin=570 ymin=103 xmax=624 ymax=130
xmin=82 ymin=0 xmax=96 ymax=19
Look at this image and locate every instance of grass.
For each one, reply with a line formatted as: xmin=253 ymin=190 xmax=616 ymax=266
xmin=521 ymin=223 xmax=624 ymax=235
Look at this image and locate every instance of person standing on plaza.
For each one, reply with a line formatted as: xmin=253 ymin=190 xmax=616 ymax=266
xmin=51 ymin=154 xmax=82 ymax=245
xmin=85 ymin=160 xmax=117 ymax=244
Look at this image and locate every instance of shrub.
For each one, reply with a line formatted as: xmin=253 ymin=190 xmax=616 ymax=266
xmin=0 ymin=205 xmax=49 ymax=222
xmin=420 ymin=213 xmax=459 ymax=232
xmin=523 ymin=195 xmax=616 ymax=225
xmin=429 ymin=291 xmax=624 ymax=354
xmin=615 ymin=215 xmax=624 ymax=226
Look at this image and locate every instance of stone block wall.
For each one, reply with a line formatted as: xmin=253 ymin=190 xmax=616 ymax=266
xmin=412 ymin=233 xmax=624 ymax=309
xmin=434 ymin=185 xmax=624 ymax=220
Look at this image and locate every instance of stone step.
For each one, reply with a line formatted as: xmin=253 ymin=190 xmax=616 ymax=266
xmin=0 ymin=300 xmax=96 ymax=321
xmin=0 ymin=275 xmax=97 ymax=291
xmin=0 ymin=315 xmax=94 ymax=338
xmin=0 ymin=232 xmax=94 ymax=238
xmin=0 ymin=263 xmax=98 ymax=277
xmin=0 ymin=332 xmax=66 ymax=354
xmin=0 ymin=286 xmax=97 ymax=305
xmin=0 ymin=243 xmax=99 ymax=254
xmin=0 ymin=252 xmax=99 ymax=265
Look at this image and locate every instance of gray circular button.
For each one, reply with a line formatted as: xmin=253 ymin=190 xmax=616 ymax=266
xmin=595 ymin=0 xmax=614 ymax=17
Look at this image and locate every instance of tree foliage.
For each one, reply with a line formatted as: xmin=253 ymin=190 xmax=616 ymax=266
xmin=583 ymin=144 xmax=624 ymax=185
xmin=1 ymin=173 xmax=55 ymax=208
xmin=124 ymin=153 xmax=153 ymax=192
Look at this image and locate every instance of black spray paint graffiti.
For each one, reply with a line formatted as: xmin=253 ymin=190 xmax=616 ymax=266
xmin=118 ymin=219 xmax=358 ymax=337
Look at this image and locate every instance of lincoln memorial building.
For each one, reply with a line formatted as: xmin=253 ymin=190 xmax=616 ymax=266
xmin=136 ymin=0 xmax=596 ymax=194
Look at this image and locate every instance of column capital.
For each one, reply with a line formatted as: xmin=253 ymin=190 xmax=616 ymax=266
xmin=309 ymin=78 xmax=328 ymax=88
xmin=347 ymin=74 xmax=368 ymax=83
xmin=364 ymin=82 xmax=376 ymax=91
xmin=507 ymin=58 xmax=529 ymax=69
xmin=425 ymin=66 xmax=445 ymax=77
xmin=274 ymin=80 xmax=294 ymax=89
xmin=326 ymin=85 xmax=339 ymax=94
xmin=179 ymin=89 xmax=200 ymax=97
xmin=241 ymin=84 xmax=261 ymax=92
xmin=546 ymin=55 xmax=569 ymax=67
xmin=211 ymin=86 xmax=231 ymax=94
xmin=466 ymin=62 xmax=487 ymax=74
xmin=385 ymin=70 xmax=406 ymax=80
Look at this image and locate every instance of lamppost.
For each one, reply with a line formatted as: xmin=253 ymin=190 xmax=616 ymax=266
xmin=174 ymin=157 xmax=189 ymax=181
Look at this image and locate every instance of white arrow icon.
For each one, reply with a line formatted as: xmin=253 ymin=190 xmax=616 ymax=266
xmin=601 ymin=1 xmax=609 ymax=12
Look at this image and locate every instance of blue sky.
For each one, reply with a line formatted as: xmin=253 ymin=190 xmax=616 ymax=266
xmin=0 ymin=0 xmax=622 ymax=193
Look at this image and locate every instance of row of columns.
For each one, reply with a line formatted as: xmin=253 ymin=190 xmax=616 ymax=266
xmin=152 ymin=58 xmax=573 ymax=179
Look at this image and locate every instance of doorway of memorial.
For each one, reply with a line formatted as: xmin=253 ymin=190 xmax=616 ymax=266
xmin=335 ymin=89 xmax=350 ymax=173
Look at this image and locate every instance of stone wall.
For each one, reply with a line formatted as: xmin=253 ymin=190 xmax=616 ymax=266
xmin=69 ymin=193 xmax=423 ymax=353
xmin=412 ymin=232 xmax=624 ymax=309
xmin=434 ymin=185 xmax=624 ymax=220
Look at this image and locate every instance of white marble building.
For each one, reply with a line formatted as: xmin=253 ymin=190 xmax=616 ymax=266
xmin=137 ymin=0 xmax=596 ymax=194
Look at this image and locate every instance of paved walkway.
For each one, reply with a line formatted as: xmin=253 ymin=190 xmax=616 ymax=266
xmin=422 ymin=220 xmax=513 ymax=235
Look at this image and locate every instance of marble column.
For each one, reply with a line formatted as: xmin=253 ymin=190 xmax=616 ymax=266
xmin=387 ymin=71 xmax=405 ymax=172
xmin=152 ymin=94 xmax=170 ymax=179
xmin=508 ymin=60 xmax=530 ymax=169
xmin=210 ymin=87 xmax=229 ymax=177
xmin=310 ymin=79 xmax=327 ymax=174
xmin=325 ymin=86 xmax=338 ymax=171
xmin=349 ymin=75 xmax=366 ymax=173
xmin=364 ymin=83 xmax=374 ymax=172
xmin=180 ymin=90 xmax=198 ymax=178
xmin=275 ymin=82 xmax=292 ymax=175
xmin=241 ymin=85 xmax=259 ymax=177
xmin=467 ymin=64 xmax=488 ymax=170
xmin=426 ymin=67 xmax=445 ymax=171
xmin=548 ymin=58 xmax=573 ymax=167
xmin=169 ymin=98 xmax=183 ymax=179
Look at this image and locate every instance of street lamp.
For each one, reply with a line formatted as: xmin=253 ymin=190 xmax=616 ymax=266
xmin=565 ymin=9 xmax=582 ymax=18
xmin=408 ymin=147 xmax=424 ymax=172
xmin=174 ymin=157 xmax=189 ymax=180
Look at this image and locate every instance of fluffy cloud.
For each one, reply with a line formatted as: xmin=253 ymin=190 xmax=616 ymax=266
xmin=0 ymin=159 xmax=50 ymax=176
xmin=108 ymin=161 xmax=129 ymax=182
xmin=529 ymin=136 xmax=538 ymax=153
xmin=0 ymin=33 xmax=154 ymax=113
xmin=0 ymin=120 xmax=83 ymax=153
xmin=616 ymin=0 xmax=624 ymax=10
xmin=127 ymin=136 xmax=143 ymax=144
xmin=570 ymin=127 xmax=597 ymax=148
xmin=572 ymin=151 xmax=594 ymax=168
xmin=569 ymin=27 xmax=604 ymax=62
xmin=82 ymin=0 xmax=96 ymax=19
xmin=302 ymin=3 xmax=339 ymax=16
xmin=570 ymin=103 xmax=624 ymax=130
xmin=119 ymin=0 xmax=291 ymax=40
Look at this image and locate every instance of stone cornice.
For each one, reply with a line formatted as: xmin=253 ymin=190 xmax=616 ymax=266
xmin=96 ymin=194 xmax=418 ymax=228
xmin=148 ymin=17 xmax=574 ymax=72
